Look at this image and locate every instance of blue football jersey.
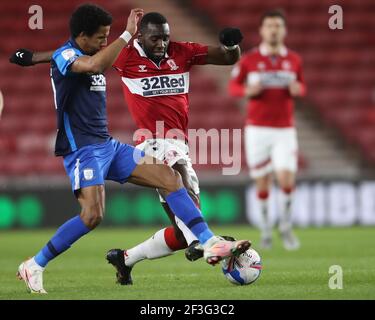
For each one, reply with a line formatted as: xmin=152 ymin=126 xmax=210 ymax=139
xmin=50 ymin=38 xmax=110 ymax=156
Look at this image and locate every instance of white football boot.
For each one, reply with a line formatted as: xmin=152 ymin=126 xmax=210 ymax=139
xmin=17 ymin=258 xmax=47 ymax=294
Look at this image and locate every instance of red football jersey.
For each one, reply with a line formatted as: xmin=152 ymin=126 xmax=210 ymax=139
xmin=113 ymin=40 xmax=208 ymax=144
xmin=228 ymin=44 xmax=306 ymax=127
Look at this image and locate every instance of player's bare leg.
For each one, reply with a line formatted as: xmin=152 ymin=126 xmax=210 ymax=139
xmin=275 ymin=170 xmax=300 ymax=250
xmin=255 ymin=173 xmax=273 ymax=249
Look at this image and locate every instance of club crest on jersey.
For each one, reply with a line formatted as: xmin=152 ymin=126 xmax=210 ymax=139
xmin=83 ymin=168 xmax=94 ymax=181
xmin=138 ymin=65 xmax=147 ymax=72
xmin=257 ymin=62 xmax=266 ymax=70
xmin=166 ymin=59 xmax=179 ymax=71
xmin=282 ymin=60 xmax=291 ymax=70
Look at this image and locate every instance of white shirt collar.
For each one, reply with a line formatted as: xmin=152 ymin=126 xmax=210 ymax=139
xmin=133 ymin=39 xmax=169 ymax=59
xmin=259 ymin=43 xmax=287 ymax=57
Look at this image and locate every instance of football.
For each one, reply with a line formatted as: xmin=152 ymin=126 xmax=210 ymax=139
xmin=221 ymin=248 xmax=262 ymax=285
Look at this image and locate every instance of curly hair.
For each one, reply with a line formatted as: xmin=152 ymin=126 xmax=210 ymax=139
xmin=69 ymin=3 xmax=112 ymax=38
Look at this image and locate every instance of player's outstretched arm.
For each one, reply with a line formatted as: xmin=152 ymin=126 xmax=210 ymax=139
xmin=206 ymin=28 xmax=242 ymax=65
xmin=70 ymin=8 xmax=143 ymax=74
xmin=9 ymin=49 xmax=53 ymax=66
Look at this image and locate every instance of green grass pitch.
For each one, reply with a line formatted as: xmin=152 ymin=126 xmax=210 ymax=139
xmin=1 ymin=226 xmax=374 ymax=300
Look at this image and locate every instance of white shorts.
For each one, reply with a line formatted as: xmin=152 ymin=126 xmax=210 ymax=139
xmin=136 ymin=138 xmax=200 ymax=202
xmin=244 ymin=125 xmax=298 ymax=178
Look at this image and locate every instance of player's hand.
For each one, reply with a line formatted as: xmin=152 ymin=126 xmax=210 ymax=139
xmin=219 ymin=28 xmax=243 ymax=47
xmin=245 ymin=83 xmax=263 ymax=98
xmin=126 ymin=8 xmax=144 ymax=35
xmin=289 ymin=81 xmax=303 ymax=97
xmin=9 ymin=48 xmax=34 ymax=66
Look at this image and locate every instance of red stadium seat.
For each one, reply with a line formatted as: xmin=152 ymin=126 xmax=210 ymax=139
xmin=1 ymin=0 xmax=375 ymax=176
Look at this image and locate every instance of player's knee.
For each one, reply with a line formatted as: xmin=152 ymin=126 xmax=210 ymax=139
xmin=81 ymin=203 xmax=104 ymax=229
xmin=162 ymin=167 xmax=183 ymax=193
xmin=278 ymin=178 xmax=295 ymax=193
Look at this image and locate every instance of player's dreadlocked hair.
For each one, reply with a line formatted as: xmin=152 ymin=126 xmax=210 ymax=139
xmin=260 ymin=8 xmax=287 ymax=25
xmin=70 ymin=3 xmax=113 ymax=38
xmin=139 ymin=12 xmax=167 ymax=33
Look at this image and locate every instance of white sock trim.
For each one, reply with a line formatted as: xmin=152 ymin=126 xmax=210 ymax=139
xmin=125 ymin=228 xmax=174 ymax=267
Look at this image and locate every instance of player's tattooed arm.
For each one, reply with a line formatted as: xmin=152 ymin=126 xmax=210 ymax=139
xmin=70 ymin=8 xmax=144 ymax=74
xmin=206 ymin=28 xmax=243 ymax=65
xmin=9 ymin=49 xmax=53 ymax=66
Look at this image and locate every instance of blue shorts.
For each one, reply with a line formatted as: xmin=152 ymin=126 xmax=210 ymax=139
xmin=63 ymin=139 xmax=145 ymax=192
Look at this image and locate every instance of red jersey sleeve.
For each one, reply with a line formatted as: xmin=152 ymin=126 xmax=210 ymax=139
xmin=112 ymin=47 xmax=130 ymax=75
xmin=228 ymin=57 xmax=248 ymax=97
xmin=180 ymin=42 xmax=208 ymax=66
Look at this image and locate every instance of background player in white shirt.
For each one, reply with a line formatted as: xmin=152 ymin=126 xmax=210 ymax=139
xmin=229 ymin=9 xmax=306 ymax=250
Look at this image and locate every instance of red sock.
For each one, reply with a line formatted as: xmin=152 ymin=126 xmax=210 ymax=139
xmin=164 ymin=226 xmax=187 ymax=251
xmin=282 ymin=186 xmax=294 ymax=195
xmin=257 ymin=190 xmax=269 ymax=200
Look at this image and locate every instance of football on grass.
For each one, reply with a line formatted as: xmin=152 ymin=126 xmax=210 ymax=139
xmin=221 ymin=248 xmax=262 ymax=285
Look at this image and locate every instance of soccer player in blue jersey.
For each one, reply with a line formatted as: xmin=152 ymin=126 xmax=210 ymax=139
xmin=12 ymin=4 xmax=250 ymax=294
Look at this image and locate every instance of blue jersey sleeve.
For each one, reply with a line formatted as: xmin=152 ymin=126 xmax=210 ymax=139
xmin=52 ymin=46 xmax=83 ymax=76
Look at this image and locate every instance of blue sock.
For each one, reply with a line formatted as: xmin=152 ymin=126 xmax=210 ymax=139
xmin=34 ymin=215 xmax=90 ymax=267
xmin=165 ymin=188 xmax=214 ymax=244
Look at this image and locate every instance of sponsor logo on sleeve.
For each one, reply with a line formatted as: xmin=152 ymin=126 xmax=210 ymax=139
xmin=61 ymin=48 xmax=76 ymax=61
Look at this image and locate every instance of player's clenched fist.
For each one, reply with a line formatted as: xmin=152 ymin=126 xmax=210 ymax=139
xmin=219 ymin=27 xmax=243 ymax=49
xmin=9 ymin=48 xmax=34 ymax=66
xmin=126 ymin=8 xmax=144 ymax=36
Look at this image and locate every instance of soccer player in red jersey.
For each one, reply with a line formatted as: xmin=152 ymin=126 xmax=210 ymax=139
xmin=10 ymin=11 xmax=245 ymax=285
xmin=228 ymin=9 xmax=306 ymax=250
xmin=107 ymin=13 xmax=243 ymax=279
